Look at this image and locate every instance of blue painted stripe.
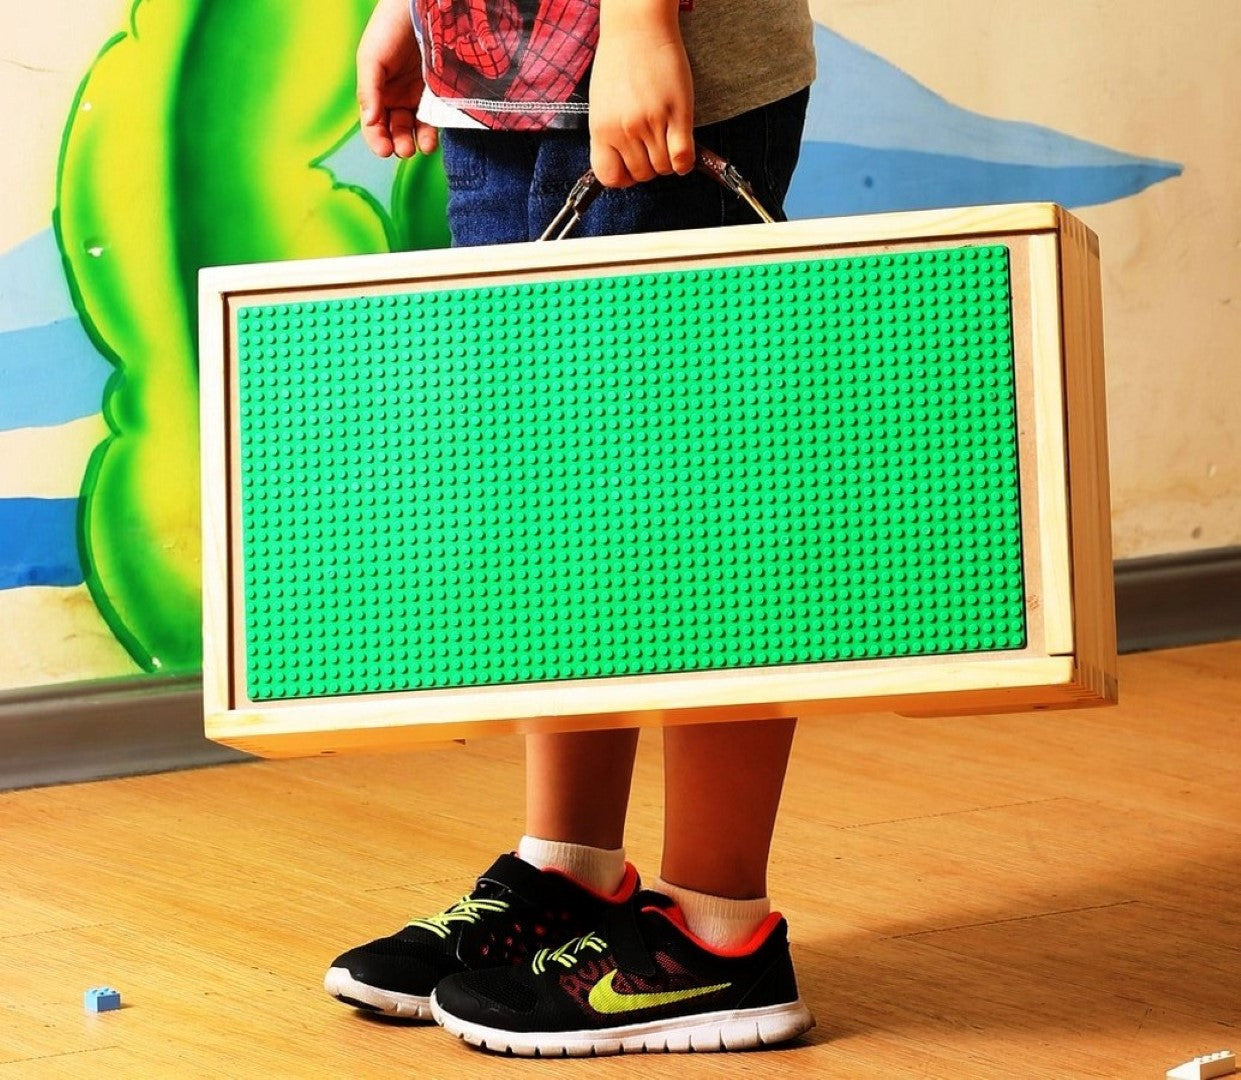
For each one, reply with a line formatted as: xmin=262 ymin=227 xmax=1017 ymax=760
xmin=0 ymin=497 xmax=84 ymax=589
xmin=322 ymin=132 xmax=401 ymax=209
xmin=0 ymin=317 xmax=112 ymax=431
xmin=0 ymin=229 xmax=80 ymax=334
xmin=787 ymin=141 xmax=1182 ymax=220
xmin=806 ymin=25 xmax=1181 ymax=175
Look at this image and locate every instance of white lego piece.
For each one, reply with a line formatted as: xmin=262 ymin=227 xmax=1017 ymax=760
xmin=1166 ymin=1050 xmax=1236 ymax=1080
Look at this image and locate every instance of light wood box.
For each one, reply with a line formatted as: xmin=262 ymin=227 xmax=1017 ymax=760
xmin=199 ymin=203 xmax=1115 ymax=758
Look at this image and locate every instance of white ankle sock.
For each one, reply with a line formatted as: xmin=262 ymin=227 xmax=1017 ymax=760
xmin=516 ymin=835 xmax=627 ymax=895
xmin=654 ymin=876 xmax=771 ymax=951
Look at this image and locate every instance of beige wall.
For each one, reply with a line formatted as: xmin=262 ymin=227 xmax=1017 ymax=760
xmin=1 ymin=0 xmax=122 ymax=253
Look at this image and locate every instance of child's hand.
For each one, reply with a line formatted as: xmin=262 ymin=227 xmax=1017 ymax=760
xmin=357 ymin=0 xmax=439 ymax=158
xmin=589 ymin=0 xmax=694 ymax=188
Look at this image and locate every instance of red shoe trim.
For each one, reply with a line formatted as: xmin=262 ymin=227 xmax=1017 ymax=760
xmin=644 ymin=903 xmax=784 ymax=956
xmin=542 ymin=862 xmax=640 ymax=903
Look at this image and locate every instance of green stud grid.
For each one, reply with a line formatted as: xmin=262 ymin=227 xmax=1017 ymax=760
xmin=237 ymin=245 xmax=1026 ymax=701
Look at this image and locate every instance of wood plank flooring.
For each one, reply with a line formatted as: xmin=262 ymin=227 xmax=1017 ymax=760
xmin=1 ymin=641 xmax=1237 ymax=1078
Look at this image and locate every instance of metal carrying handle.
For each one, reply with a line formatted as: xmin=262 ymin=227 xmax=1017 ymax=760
xmin=538 ymin=145 xmax=776 ymax=241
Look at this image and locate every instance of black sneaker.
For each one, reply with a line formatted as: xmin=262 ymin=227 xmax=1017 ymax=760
xmin=325 ymin=854 xmax=639 ymax=1019
xmin=429 ymin=890 xmax=815 ymax=1054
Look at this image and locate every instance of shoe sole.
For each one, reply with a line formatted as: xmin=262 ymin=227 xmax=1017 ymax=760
xmin=429 ymin=991 xmax=815 ymax=1056
xmin=324 ymin=967 xmax=432 ymax=1020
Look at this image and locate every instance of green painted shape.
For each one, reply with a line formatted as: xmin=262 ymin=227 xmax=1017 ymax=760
xmin=391 ymin=149 xmax=452 ymax=252
xmin=171 ymin=0 xmax=391 ymax=283
xmin=237 ymin=245 xmax=1026 ymax=700
xmin=54 ymin=0 xmax=388 ymax=673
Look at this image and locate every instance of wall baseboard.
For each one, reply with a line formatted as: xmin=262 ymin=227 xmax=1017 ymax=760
xmin=1114 ymin=545 xmax=1241 ymax=653
xmin=2 ymin=546 xmax=1237 ymax=791
xmin=0 ymin=676 xmax=248 ymax=792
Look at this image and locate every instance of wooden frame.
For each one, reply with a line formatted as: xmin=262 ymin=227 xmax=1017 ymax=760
xmin=200 ymin=203 xmax=1115 ymax=758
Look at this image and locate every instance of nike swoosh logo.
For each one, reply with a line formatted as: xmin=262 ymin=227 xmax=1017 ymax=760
xmin=587 ymin=969 xmax=732 ymax=1015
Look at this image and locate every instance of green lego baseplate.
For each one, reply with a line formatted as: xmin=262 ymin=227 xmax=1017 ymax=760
xmin=236 ymin=244 xmax=1025 ymax=701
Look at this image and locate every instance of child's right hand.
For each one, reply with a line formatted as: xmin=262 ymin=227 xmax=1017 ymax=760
xmin=589 ymin=0 xmax=695 ymax=188
xmin=357 ymin=0 xmax=439 ymax=158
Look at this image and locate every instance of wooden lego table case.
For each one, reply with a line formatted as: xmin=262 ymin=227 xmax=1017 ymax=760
xmin=199 ymin=203 xmax=1116 ymax=758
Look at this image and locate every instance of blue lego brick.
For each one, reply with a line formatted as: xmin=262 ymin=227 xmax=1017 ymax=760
xmin=84 ymin=986 xmax=122 ymax=1012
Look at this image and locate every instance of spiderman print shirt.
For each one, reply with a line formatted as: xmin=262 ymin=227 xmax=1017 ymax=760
xmin=412 ymin=0 xmax=599 ymax=131
xmin=410 ymin=0 xmax=817 ymax=133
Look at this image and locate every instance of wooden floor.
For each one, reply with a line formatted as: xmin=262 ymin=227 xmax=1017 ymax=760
xmin=2 ymin=642 xmax=1238 ymax=1079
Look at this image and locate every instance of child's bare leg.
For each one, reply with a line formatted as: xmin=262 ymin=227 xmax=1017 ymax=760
xmin=525 ymin=728 xmax=639 ymax=847
xmin=659 ymin=718 xmax=796 ymax=935
xmin=519 ymin=729 xmax=640 ymax=892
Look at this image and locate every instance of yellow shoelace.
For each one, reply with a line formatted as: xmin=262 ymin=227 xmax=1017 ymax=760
xmin=407 ymin=896 xmax=510 ymax=939
xmin=531 ymin=931 xmax=607 ymax=974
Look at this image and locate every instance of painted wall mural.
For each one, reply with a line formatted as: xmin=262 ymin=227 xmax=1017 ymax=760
xmin=787 ymin=26 xmax=1180 ymax=218
xmin=54 ymin=0 xmax=437 ymax=673
xmin=0 ymin=1 xmax=1210 ymax=691
xmin=6 ymin=0 xmax=450 ymax=679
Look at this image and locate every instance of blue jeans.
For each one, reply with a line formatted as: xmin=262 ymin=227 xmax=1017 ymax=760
xmin=439 ymin=88 xmax=809 ymax=247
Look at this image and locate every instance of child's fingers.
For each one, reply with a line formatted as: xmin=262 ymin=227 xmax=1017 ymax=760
xmin=358 ymin=98 xmax=395 ymax=157
xmin=666 ymin=113 xmax=695 ymax=175
xmin=388 ymin=107 xmax=418 ymax=159
xmin=645 ymin=126 xmax=675 ymax=178
xmin=356 ymin=51 xmax=396 ymax=155
xmin=415 ymin=120 xmax=440 ymax=156
xmin=591 ymin=143 xmax=635 ymax=189
xmin=617 ymin=137 xmax=658 ymax=185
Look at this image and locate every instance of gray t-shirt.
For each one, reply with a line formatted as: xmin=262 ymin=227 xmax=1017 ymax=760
xmin=412 ymin=0 xmax=815 ymax=131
